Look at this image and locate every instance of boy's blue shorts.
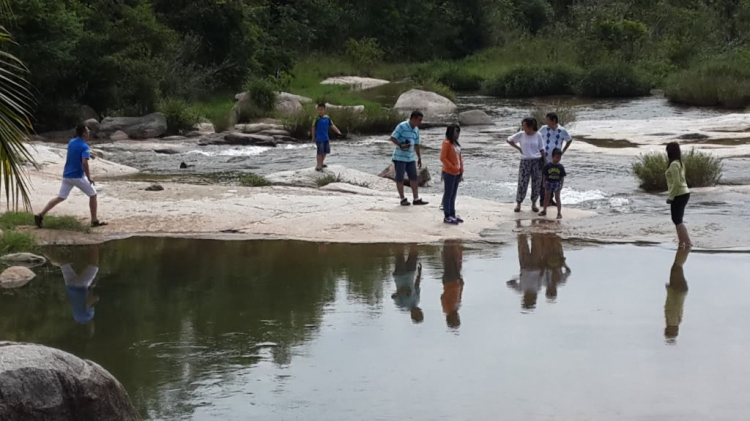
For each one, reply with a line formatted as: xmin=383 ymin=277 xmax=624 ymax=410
xmin=317 ymin=141 xmax=330 ymax=156
xmin=547 ymin=181 xmax=562 ymax=193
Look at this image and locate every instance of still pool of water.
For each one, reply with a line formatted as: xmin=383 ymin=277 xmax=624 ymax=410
xmin=1 ymin=237 xmax=749 ymax=420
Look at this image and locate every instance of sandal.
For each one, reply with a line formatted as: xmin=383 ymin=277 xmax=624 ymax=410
xmin=538 ymin=211 xmax=547 ymax=217
xmin=315 ymin=167 xmax=323 ymax=172
xmin=34 ymin=214 xmax=44 ymax=229
xmin=514 ymin=204 xmax=521 ymax=213
xmin=400 ymin=198 xmax=411 ymax=206
xmin=412 ymin=199 xmax=428 ymax=206
xmin=532 ymin=205 xmax=540 ymax=213
xmin=91 ymin=220 xmax=109 ymax=227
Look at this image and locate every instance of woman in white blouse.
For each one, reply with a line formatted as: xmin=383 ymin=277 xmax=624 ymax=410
xmin=507 ymin=117 xmax=546 ymax=213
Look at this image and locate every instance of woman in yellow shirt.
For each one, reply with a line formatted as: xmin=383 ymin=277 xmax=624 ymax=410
xmin=666 ymin=142 xmax=692 ymax=248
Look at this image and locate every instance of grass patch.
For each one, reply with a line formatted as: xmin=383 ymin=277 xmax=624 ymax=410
xmin=284 ymin=105 xmax=403 ymax=138
xmin=0 ymin=231 xmax=38 ymax=254
xmin=632 ymin=150 xmax=723 ymax=192
xmin=193 ymin=93 xmax=235 ymax=132
xmin=157 ymin=99 xmax=202 ymax=135
xmin=576 ymin=62 xmax=651 ymax=98
xmin=316 ymin=173 xmax=343 ymax=187
xmin=531 ymin=101 xmax=577 ymax=127
xmin=0 ymin=212 xmax=89 ymax=233
xmin=483 ymin=64 xmax=580 ymax=97
xmin=239 ymin=173 xmax=271 ymax=187
xmin=437 ymin=66 xmax=485 ymax=91
xmin=665 ymin=55 xmax=750 ymax=109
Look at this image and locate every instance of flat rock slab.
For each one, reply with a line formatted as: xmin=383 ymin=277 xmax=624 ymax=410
xmin=321 ymin=76 xmax=390 ymax=90
xmin=235 ymin=123 xmax=286 ymax=134
xmin=267 ymin=165 xmax=393 ymax=191
xmin=1 ymin=253 xmax=47 ymax=268
xmin=100 ymin=112 xmax=167 ymax=139
xmin=0 ymin=342 xmax=140 ymax=420
xmin=0 ymin=266 xmax=36 ymax=289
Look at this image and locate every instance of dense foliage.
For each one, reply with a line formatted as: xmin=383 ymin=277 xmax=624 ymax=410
xmin=5 ymin=0 xmax=750 ymax=129
xmin=632 ymin=150 xmax=723 ymax=192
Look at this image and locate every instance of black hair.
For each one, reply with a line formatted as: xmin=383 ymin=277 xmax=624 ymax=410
xmin=410 ymin=110 xmax=424 ymax=120
xmin=546 ymin=112 xmax=559 ymax=124
xmin=666 ymin=142 xmax=682 ymax=165
xmin=317 ymin=103 xmax=326 ymax=108
xmin=522 ymin=117 xmax=538 ymax=132
xmin=445 ymin=124 xmax=461 ymax=146
xmin=552 ymin=148 xmax=563 ymax=158
xmin=75 ymin=124 xmax=88 ymax=137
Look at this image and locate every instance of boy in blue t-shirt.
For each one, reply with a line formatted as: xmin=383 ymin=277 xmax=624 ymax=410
xmin=312 ymin=103 xmax=342 ymax=171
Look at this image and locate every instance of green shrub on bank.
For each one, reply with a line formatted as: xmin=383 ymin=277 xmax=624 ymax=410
xmin=235 ymin=79 xmax=279 ymax=123
xmin=665 ymin=57 xmax=750 ymax=109
xmin=576 ymin=62 xmax=651 ymax=98
xmin=437 ymin=67 xmax=484 ymax=91
xmin=632 ymin=150 xmax=723 ymax=192
xmin=0 ymin=231 xmax=38 ymax=254
xmin=239 ymin=173 xmax=271 ymax=187
xmin=284 ymin=106 xmax=403 ymax=138
xmin=484 ymin=64 xmax=579 ymax=97
xmin=194 ymin=95 xmax=234 ymax=133
xmin=0 ymin=212 xmax=89 ymax=233
xmin=157 ymin=99 xmax=201 ymax=135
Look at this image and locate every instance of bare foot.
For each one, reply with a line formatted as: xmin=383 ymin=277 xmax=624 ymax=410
xmin=557 ymin=214 xmax=563 ymax=220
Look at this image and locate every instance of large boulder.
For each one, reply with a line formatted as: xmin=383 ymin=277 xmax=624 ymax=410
xmin=394 ymin=89 xmax=457 ymax=118
xmin=99 ymin=113 xmax=168 ymax=139
xmin=275 ymin=95 xmax=303 ymax=115
xmin=200 ymin=133 xmax=277 ymax=147
xmin=84 ymin=118 xmax=100 ymax=136
xmin=326 ymin=103 xmax=365 ymax=114
xmin=1 ymin=253 xmax=47 ymax=268
xmin=0 ymin=342 xmax=140 ymax=420
xmin=235 ymin=123 xmax=286 ymax=134
xmin=378 ymin=163 xmax=432 ymax=187
xmin=110 ymin=130 xmax=129 ymax=141
xmin=192 ymin=122 xmax=215 ymax=134
xmin=79 ymin=105 xmax=99 ymax=122
xmin=321 ymin=76 xmax=390 ymax=90
xmin=279 ymin=92 xmax=313 ymax=104
xmin=0 ymin=267 xmax=36 ymax=289
xmin=459 ymin=110 xmax=494 ymax=126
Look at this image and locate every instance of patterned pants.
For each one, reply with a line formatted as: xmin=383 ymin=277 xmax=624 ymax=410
xmin=516 ymin=159 xmax=542 ymax=204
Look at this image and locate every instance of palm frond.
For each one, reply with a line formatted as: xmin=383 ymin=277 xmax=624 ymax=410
xmin=0 ymin=25 xmax=35 ymax=210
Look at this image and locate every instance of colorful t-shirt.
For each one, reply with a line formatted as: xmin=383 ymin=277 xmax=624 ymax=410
xmin=63 ymin=137 xmax=91 ymax=178
xmin=391 ymin=121 xmax=420 ymax=162
xmin=543 ymin=163 xmax=567 ymax=181
xmin=314 ymin=115 xmax=333 ymax=142
xmin=539 ymin=125 xmax=572 ymax=162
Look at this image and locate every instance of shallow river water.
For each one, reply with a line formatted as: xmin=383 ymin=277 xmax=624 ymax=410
xmin=1 ymin=237 xmax=749 ymax=420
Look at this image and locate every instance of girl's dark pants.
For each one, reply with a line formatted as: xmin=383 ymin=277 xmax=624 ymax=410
xmin=443 ymin=172 xmax=462 ymax=218
xmin=671 ymin=193 xmax=690 ymax=225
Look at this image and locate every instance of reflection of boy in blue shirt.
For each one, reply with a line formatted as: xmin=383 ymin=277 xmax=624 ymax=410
xmin=312 ymin=103 xmax=342 ymax=172
xmin=391 ymin=245 xmax=424 ymax=324
xmin=63 ymin=264 xmax=99 ymax=324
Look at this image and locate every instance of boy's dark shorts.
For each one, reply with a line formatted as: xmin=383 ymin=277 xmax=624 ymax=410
xmin=393 ymin=160 xmax=418 ymax=183
xmin=317 ymin=141 xmax=331 ymax=156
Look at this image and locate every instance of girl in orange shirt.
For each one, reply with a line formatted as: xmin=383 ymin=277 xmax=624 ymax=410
xmin=441 ymin=124 xmax=464 ymax=225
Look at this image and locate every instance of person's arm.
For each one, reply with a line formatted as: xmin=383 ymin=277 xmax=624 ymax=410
xmin=311 ymin=119 xmax=316 ymax=142
xmin=562 ymin=130 xmax=573 ymax=153
xmin=331 ymin=123 xmax=342 ymax=136
xmin=666 ymin=163 xmax=677 ymax=203
xmin=538 ymin=134 xmax=546 ymax=165
xmin=415 ymin=144 xmax=422 ymax=168
xmin=82 ymin=158 xmax=94 ymax=185
xmin=507 ymin=133 xmax=523 ymax=154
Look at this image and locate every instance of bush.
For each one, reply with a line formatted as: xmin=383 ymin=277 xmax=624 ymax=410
xmin=0 ymin=212 xmax=89 ymax=233
xmin=345 ymin=38 xmax=385 ymax=70
xmin=665 ymin=56 xmax=750 ymax=109
xmin=0 ymin=231 xmax=38 ymax=254
xmin=418 ymin=81 xmax=457 ymax=102
xmin=576 ymin=62 xmax=651 ymax=98
xmin=245 ymin=78 xmax=278 ymax=112
xmin=632 ymin=150 xmax=723 ymax=192
xmin=437 ymin=67 xmax=485 ymax=91
xmin=239 ymin=173 xmax=271 ymax=187
xmin=531 ymin=102 xmax=577 ymax=127
xmin=484 ymin=64 xmax=580 ymax=97
xmin=157 ymin=99 xmax=201 ymax=135
xmin=283 ymin=106 xmax=403 ymax=138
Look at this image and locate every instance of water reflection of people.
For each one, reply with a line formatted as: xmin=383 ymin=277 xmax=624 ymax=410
xmin=441 ymin=240 xmax=464 ymax=329
xmin=508 ymin=233 xmax=570 ymax=310
xmin=665 ymin=249 xmax=690 ymax=342
xmin=49 ymin=247 xmax=100 ymax=327
xmin=391 ymin=245 xmax=424 ymax=324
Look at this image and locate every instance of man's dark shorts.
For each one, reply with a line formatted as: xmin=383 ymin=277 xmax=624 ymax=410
xmin=317 ymin=141 xmax=331 ymax=156
xmin=393 ymin=160 xmax=418 ymax=183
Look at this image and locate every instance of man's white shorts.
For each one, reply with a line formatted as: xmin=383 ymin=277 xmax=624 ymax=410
xmin=61 ymin=264 xmax=99 ymax=288
xmin=59 ymin=177 xmax=97 ymax=199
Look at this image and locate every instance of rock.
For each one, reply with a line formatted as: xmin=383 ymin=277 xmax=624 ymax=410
xmin=678 ymin=133 xmax=710 ymax=140
xmin=325 ymin=103 xmax=365 ymax=113
xmin=90 ymin=148 xmax=106 ymax=159
xmin=235 ymin=92 xmax=248 ymax=102
xmin=378 ymin=163 xmax=432 ymax=187
xmin=185 ymin=131 xmax=203 ymax=138
xmin=223 ymin=133 xmax=277 ymax=147
xmin=84 ymin=118 xmax=100 ymax=136
xmin=227 ymin=156 xmax=250 ymax=164
xmin=145 ymin=184 xmax=164 ymax=192
xmin=275 ymin=95 xmax=302 ymax=115
xmin=267 ymin=165 xmax=393 ymax=190
xmin=109 ymin=130 xmax=129 ymax=141
xmin=99 ymin=112 xmax=168 ymax=139
xmin=179 ymin=162 xmax=193 ymax=169
xmin=192 ymin=122 xmax=216 ymax=134
xmin=258 ymin=129 xmax=292 ymax=136
xmin=161 ymin=136 xmax=187 ymax=141
xmin=273 ymin=135 xmax=299 ymax=143
xmin=1 ymin=253 xmax=47 ymax=268
xmin=235 ymin=123 xmax=285 ymax=134
xmin=0 ymin=342 xmax=140 ymax=420
xmin=79 ymin=105 xmax=99 ymax=122
xmin=154 ymin=148 xmax=180 ymax=155
xmin=459 ymin=110 xmax=494 ymax=126
xmin=279 ymin=92 xmax=313 ymax=104
xmin=321 ymin=76 xmax=390 ymax=90
xmin=0 ymin=266 xmax=36 ymax=289
xmin=394 ymin=89 xmax=457 ymax=118
xmin=38 ymin=129 xmax=75 ymax=141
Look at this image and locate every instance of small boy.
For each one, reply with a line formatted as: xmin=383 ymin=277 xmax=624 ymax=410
xmin=311 ymin=103 xmax=342 ymax=171
xmin=539 ymin=148 xmax=567 ymax=219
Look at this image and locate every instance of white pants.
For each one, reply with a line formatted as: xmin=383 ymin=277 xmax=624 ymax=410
xmin=59 ymin=176 xmax=96 ymax=199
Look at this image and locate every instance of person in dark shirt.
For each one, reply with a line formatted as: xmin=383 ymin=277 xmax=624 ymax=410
xmin=539 ymin=148 xmax=567 ymax=219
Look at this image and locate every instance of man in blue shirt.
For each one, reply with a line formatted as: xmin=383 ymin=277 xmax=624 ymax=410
xmin=312 ymin=103 xmax=342 ymax=171
xmin=389 ymin=110 xmax=428 ymax=206
xmin=35 ymin=124 xmax=107 ymax=228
